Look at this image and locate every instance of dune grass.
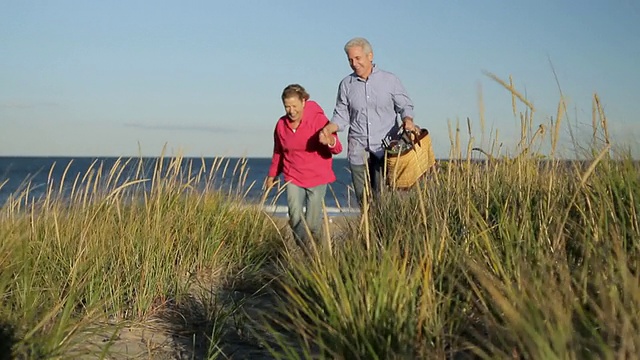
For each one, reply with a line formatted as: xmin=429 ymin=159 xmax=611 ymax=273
xmin=0 ymin=156 xmax=285 ymax=359
xmin=1 ymin=74 xmax=639 ymax=359
xmin=260 ymin=77 xmax=640 ymax=359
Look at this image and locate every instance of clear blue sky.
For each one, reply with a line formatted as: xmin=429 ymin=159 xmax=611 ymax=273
xmin=2 ymin=0 xmax=639 ymax=158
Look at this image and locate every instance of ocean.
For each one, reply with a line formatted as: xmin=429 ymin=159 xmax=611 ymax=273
xmin=0 ymin=156 xmax=360 ymax=215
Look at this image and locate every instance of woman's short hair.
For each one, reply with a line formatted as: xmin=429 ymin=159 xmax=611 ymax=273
xmin=281 ymin=84 xmax=310 ymax=102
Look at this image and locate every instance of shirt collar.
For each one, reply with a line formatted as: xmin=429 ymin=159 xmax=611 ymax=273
xmin=354 ymin=64 xmax=377 ymax=81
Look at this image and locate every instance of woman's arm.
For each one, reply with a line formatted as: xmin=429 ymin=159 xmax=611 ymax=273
xmin=267 ymin=123 xmax=283 ymax=178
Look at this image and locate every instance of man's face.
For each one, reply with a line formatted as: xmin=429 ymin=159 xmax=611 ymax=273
xmin=346 ymin=45 xmax=373 ymax=79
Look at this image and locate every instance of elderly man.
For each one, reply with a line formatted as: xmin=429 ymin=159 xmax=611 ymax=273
xmin=320 ymin=37 xmax=417 ymax=207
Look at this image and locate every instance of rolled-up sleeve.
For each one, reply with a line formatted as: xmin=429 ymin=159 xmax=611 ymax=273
xmin=331 ymin=80 xmax=350 ymax=132
xmin=392 ymin=76 xmax=414 ymax=120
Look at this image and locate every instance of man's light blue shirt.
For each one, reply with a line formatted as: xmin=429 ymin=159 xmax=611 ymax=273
xmin=331 ymin=65 xmax=414 ymax=165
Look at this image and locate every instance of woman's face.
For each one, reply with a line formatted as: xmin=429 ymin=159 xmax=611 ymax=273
xmin=283 ymin=96 xmax=305 ymax=122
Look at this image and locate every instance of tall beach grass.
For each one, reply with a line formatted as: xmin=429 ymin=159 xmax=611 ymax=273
xmin=0 ymin=155 xmax=285 ymax=358
xmin=1 ymin=73 xmax=638 ymax=359
xmin=261 ymin=75 xmax=640 ymax=359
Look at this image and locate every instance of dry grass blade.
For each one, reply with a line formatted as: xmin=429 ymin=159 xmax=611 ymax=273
xmin=551 ymin=96 xmax=565 ymax=157
xmin=594 ymin=93 xmax=610 ymax=145
xmin=553 ymin=143 xmax=611 ymax=251
xmin=483 ymin=71 xmax=536 ymax=113
xmin=478 ymin=82 xmax=486 ymax=144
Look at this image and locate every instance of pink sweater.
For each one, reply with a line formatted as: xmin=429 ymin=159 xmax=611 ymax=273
xmin=268 ymin=100 xmax=343 ymax=188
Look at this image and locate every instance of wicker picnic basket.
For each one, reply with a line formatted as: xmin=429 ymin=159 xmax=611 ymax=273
xmin=385 ymin=128 xmax=436 ymax=189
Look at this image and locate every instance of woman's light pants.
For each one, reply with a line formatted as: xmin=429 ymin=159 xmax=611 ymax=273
xmin=286 ymin=182 xmax=327 ymax=249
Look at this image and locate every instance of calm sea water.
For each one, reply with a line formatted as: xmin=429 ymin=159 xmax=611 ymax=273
xmin=0 ymin=157 xmax=359 ymax=214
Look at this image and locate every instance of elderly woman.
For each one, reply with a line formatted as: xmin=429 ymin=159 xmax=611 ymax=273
xmin=266 ymin=84 xmax=342 ymax=250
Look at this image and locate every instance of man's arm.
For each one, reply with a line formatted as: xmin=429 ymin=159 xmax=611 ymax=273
xmin=392 ymin=75 xmax=418 ymax=132
xmin=321 ymin=122 xmax=339 ymax=135
xmin=320 ymin=80 xmax=349 ymax=143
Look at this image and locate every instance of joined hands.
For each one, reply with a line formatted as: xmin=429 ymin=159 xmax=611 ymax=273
xmin=318 ymin=127 xmax=336 ymax=146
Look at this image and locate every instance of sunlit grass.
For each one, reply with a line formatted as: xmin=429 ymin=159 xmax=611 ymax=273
xmin=258 ymin=75 xmax=640 ymax=359
xmin=0 ymin=156 xmax=284 ymax=358
xmin=2 ymin=73 xmax=639 ymax=359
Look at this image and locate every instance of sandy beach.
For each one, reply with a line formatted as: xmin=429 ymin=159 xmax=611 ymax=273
xmin=74 ymin=212 xmax=360 ymax=359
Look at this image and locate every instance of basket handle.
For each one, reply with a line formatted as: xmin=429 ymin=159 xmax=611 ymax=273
xmin=400 ymin=127 xmax=425 ymax=145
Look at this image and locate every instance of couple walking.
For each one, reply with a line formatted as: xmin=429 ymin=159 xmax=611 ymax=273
xmin=266 ymin=37 xmax=418 ymax=250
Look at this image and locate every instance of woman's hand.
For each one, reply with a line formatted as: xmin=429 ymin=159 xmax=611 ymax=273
xmin=264 ymin=176 xmax=278 ymax=190
xmin=319 ymin=122 xmax=339 ymax=145
xmin=319 ymin=131 xmax=336 ymax=146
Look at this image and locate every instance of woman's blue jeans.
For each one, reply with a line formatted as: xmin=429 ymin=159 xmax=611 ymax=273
xmin=286 ymin=182 xmax=327 ymax=249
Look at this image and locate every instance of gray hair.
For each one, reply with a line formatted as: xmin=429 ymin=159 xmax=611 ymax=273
xmin=344 ymin=37 xmax=373 ymax=55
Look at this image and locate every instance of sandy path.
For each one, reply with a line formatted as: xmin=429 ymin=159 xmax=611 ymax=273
xmin=75 ymin=214 xmax=358 ymax=359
